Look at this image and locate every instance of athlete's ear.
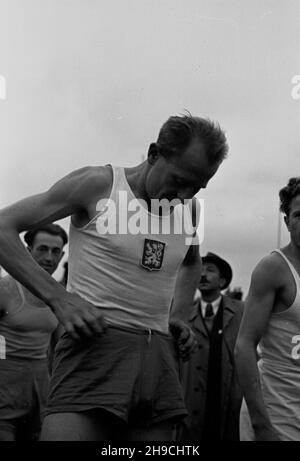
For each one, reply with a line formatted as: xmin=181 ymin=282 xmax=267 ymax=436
xmin=147 ymin=143 xmax=160 ymax=165
xmin=284 ymin=214 xmax=290 ymax=231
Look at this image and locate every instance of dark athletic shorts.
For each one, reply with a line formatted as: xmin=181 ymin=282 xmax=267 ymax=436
xmin=44 ymin=325 xmax=187 ymax=426
xmin=0 ymin=358 xmax=49 ymax=440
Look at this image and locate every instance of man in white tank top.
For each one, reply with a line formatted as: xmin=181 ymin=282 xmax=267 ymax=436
xmin=0 ymin=114 xmax=228 ymax=440
xmin=0 ymin=224 xmax=67 ymax=440
xmin=236 ymin=177 xmax=300 ymax=441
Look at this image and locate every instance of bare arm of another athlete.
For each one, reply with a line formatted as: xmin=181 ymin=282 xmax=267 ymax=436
xmin=0 ymin=166 xmax=110 ymax=340
xmin=235 ymin=255 xmax=282 ymax=441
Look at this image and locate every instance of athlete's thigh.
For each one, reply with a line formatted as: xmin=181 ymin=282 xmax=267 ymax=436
xmin=40 ymin=411 xmax=113 ymax=441
xmin=126 ymin=420 xmax=176 ymax=441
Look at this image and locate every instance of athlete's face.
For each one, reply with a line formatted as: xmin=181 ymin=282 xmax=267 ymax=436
xmin=285 ymin=195 xmax=300 ymax=248
xmin=145 ymin=138 xmax=221 ymax=203
xmin=29 ymin=231 xmax=65 ymax=275
xmin=198 ymin=262 xmax=225 ymax=294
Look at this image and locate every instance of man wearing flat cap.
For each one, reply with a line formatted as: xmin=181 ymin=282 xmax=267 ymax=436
xmin=177 ymin=252 xmax=244 ymax=441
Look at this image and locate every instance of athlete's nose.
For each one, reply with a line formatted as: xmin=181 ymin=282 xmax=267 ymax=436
xmin=44 ymin=249 xmax=54 ymax=263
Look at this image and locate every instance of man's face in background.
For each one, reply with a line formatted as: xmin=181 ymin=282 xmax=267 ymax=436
xmin=29 ymin=231 xmax=65 ymax=275
xmin=199 ymin=262 xmax=225 ymax=294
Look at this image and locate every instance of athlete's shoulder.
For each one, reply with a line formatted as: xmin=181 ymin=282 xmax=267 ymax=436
xmin=257 ymin=251 xmax=286 ymax=271
xmin=251 ymin=252 xmax=285 ymax=289
xmin=64 ymin=165 xmax=112 ymax=190
xmin=52 ymin=165 xmax=113 ymax=206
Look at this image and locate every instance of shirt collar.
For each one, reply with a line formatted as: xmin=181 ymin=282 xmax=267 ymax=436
xmin=200 ymin=295 xmax=222 ymax=317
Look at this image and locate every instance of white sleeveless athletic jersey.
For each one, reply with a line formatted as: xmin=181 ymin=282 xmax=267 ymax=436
xmin=258 ymin=249 xmax=300 ymax=441
xmin=67 ymin=166 xmax=196 ymax=333
xmin=0 ymin=278 xmax=58 ymax=360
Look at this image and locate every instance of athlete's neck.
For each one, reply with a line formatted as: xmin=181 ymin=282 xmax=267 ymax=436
xmin=124 ymin=162 xmax=175 ymax=216
xmin=124 ymin=162 xmax=153 ymax=210
xmin=284 ymin=242 xmax=300 ymax=264
xmin=125 ymin=162 xmax=148 ymax=194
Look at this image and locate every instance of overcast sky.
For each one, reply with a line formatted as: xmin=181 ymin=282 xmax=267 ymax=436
xmin=0 ymin=0 xmax=299 ymax=294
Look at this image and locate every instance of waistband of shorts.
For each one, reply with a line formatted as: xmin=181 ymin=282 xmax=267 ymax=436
xmin=0 ymin=357 xmax=48 ymax=368
xmin=107 ymin=323 xmax=172 ymax=338
xmin=0 ymin=356 xmax=48 ymax=363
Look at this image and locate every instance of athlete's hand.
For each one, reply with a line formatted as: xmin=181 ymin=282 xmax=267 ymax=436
xmin=254 ymin=424 xmax=281 ymax=441
xmin=51 ymin=291 xmax=107 ymax=340
xmin=169 ymin=319 xmax=197 ymax=361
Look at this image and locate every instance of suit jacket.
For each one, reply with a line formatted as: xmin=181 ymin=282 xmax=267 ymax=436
xmin=178 ymin=295 xmax=244 ymax=441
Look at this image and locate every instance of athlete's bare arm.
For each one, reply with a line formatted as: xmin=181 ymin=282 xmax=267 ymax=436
xmin=171 ymin=243 xmax=201 ymax=322
xmin=235 ymin=254 xmax=283 ymax=441
xmin=171 ymin=197 xmax=201 ymax=320
xmin=170 ymin=198 xmax=201 ymax=360
xmin=0 ymin=166 xmax=111 ymax=339
xmin=169 ymin=243 xmax=200 ymax=360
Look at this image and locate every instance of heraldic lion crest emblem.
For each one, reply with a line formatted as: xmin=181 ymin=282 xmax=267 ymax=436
xmin=140 ymin=238 xmax=166 ymax=271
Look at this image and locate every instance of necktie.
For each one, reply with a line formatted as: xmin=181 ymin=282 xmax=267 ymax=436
xmin=205 ymin=303 xmax=214 ymax=318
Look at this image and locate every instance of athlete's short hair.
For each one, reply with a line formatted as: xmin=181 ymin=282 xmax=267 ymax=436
xmin=279 ymin=177 xmax=300 ymax=216
xmin=156 ymin=113 xmax=228 ymax=165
